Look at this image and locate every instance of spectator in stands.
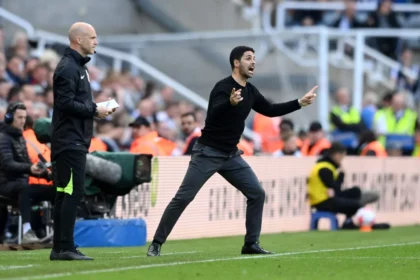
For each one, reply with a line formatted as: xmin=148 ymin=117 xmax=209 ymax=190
xmin=28 ymin=63 xmax=50 ymax=89
xmin=331 ymin=0 xmax=365 ymax=30
xmin=0 ymin=81 xmax=13 ymax=102
xmin=270 ymin=118 xmax=302 ymax=154
xmin=129 ymin=116 xmax=170 ymax=156
xmin=301 ymin=121 xmax=331 ymax=156
xmin=391 ymin=48 xmax=419 ymax=98
xmin=378 ymin=90 xmax=396 ymax=111
xmin=4 ymin=56 xmax=24 ymax=85
xmin=156 ymin=101 xmax=180 ymax=131
xmin=280 ymin=118 xmax=302 ymax=147
xmin=307 ymin=142 xmax=380 ymax=229
xmin=293 ymin=5 xmax=323 ymax=26
xmin=373 ymin=92 xmax=418 ymax=153
xmin=358 ymin=130 xmax=387 ymax=157
xmin=132 ymin=98 xmax=157 ymax=128
xmin=330 ymin=87 xmax=364 ymax=133
xmin=298 ymin=129 xmax=307 ymax=143
xmin=366 ymin=0 xmax=401 ymax=60
xmin=181 ymin=112 xmax=201 ymax=155
xmin=273 ymin=131 xmax=302 ymax=157
xmin=7 ymin=85 xmax=24 ymax=103
xmin=361 ymin=92 xmax=378 ymax=130
xmin=0 ymin=102 xmax=53 ymax=243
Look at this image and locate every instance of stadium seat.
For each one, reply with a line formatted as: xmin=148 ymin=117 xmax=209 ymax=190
xmin=310 ymin=210 xmax=339 ymax=231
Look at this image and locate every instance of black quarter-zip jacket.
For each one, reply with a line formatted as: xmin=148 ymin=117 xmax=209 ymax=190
xmin=199 ymin=76 xmax=301 ymax=152
xmin=51 ymin=47 xmax=97 ymax=159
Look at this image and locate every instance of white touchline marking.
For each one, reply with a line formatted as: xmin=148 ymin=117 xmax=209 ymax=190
xmin=286 ymin=256 xmax=420 ymax=260
xmin=0 ymin=265 xmax=34 ymax=270
xmin=121 ymin=251 xmax=198 ymax=259
xmin=4 ymin=241 xmax=420 ymax=280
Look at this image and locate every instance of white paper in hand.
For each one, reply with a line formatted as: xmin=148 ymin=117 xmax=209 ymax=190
xmin=97 ymin=99 xmax=120 ymax=110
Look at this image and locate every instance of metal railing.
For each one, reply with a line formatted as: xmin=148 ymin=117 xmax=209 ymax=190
xmin=2 ymin=6 xmax=420 ymax=134
xmin=0 ymin=7 xmax=263 ymax=145
xmin=0 ymin=7 xmax=35 ymax=38
xmin=275 ymin=1 xmax=420 ymax=29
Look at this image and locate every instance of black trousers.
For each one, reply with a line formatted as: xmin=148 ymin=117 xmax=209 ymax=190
xmin=153 ymin=142 xmax=265 ymax=244
xmin=0 ymin=181 xmax=55 ymax=238
xmin=52 ymin=150 xmax=86 ymax=251
xmin=314 ymin=187 xmax=362 ymax=218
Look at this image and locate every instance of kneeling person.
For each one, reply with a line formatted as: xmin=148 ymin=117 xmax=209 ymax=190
xmin=307 ymin=142 xmax=379 ymax=229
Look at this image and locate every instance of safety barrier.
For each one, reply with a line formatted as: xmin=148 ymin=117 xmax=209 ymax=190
xmin=112 ymin=156 xmax=420 ymax=241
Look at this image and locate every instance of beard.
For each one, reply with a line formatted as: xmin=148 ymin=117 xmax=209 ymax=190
xmin=239 ymin=66 xmax=252 ymax=79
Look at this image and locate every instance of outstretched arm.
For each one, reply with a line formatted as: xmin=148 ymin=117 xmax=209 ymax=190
xmin=252 ymin=86 xmax=318 ymax=117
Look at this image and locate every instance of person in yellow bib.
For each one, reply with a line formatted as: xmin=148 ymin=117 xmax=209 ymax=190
xmin=329 ymin=87 xmax=364 ymax=133
xmin=373 ymin=92 xmax=418 ymax=154
xmin=307 ymin=142 xmax=380 ymax=229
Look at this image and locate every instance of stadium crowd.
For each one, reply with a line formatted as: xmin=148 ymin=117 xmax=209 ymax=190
xmin=0 ymin=27 xmax=418 ymax=160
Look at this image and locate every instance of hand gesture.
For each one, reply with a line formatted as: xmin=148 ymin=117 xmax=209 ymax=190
xmin=298 ymin=86 xmax=318 ymax=107
xmin=230 ymin=88 xmax=243 ymax=106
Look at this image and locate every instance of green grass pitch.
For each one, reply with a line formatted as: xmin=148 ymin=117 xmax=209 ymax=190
xmin=0 ymin=226 xmax=419 ymax=280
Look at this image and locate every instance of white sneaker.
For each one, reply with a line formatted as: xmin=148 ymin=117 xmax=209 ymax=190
xmin=22 ymin=230 xmax=40 ymax=244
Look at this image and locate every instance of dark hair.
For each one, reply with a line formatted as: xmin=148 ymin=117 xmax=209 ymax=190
xmin=229 ymin=46 xmax=255 ymax=70
xmin=309 ymin=121 xmax=322 ymax=132
xmin=280 ymin=119 xmax=294 ymax=130
xmin=327 ymin=142 xmax=347 ymax=156
xmin=181 ymin=112 xmax=196 ymax=122
xmin=6 ymin=101 xmax=26 ymax=114
xmin=24 ymin=115 xmax=34 ymax=130
xmin=383 ymin=90 xmax=396 ymax=102
xmin=129 ymin=116 xmax=151 ymax=128
xmin=358 ymin=130 xmax=377 ymax=144
xmin=7 ymin=86 xmax=22 ymax=102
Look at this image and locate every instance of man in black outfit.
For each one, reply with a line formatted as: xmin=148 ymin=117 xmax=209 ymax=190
xmin=0 ymin=102 xmax=53 ymax=243
xmin=147 ymin=46 xmax=317 ymax=256
xmin=50 ymin=22 xmax=114 ymax=261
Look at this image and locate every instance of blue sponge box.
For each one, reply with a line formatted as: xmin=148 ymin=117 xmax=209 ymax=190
xmin=74 ymin=218 xmax=147 ymax=247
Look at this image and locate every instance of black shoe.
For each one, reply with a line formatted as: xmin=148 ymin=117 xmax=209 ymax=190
xmin=49 ymin=249 xmax=62 ymax=261
xmin=147 ymin=242 xmax=161 ymax=256
xmin=341 ymin=220 xmax=360 ymax=230
xmin=60 ymin=248 xmax=93 ymax=261
xmin=241 ymin=243 xmax=274 ymax=255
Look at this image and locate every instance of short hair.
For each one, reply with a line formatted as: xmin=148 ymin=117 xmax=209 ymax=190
xmin=6 ymin=101 xmax=26 ymax=114
xmin=309 ymin=121 xmax=322 ymax=132
xmin=229 ymin=46 xmax=255 ymax=70
xmin=129 ymin=116 xmax=150 ymax=128
xmin=280 ymin=119 xmax=294 ymax=130
xmin=382 ymin=90 xmax=396 ymax=102
xmin=327 ymin=142 xmax=347 ymax=156
xmin=181 ymin=112 xmax=196 ymax=122
xmin=7 ymin=86 xmax=22 ymax=102
xmin=358 ymin=130 xmax=377 ymax=143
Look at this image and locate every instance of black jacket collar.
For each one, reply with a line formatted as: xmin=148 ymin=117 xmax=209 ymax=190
xmin=317 ymin=155 xmax=340 ymax=169
xmin=0 ymin=122 xmax=23 ymax=138
xmin=65 ymin=47 xmax=91 ymax=66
